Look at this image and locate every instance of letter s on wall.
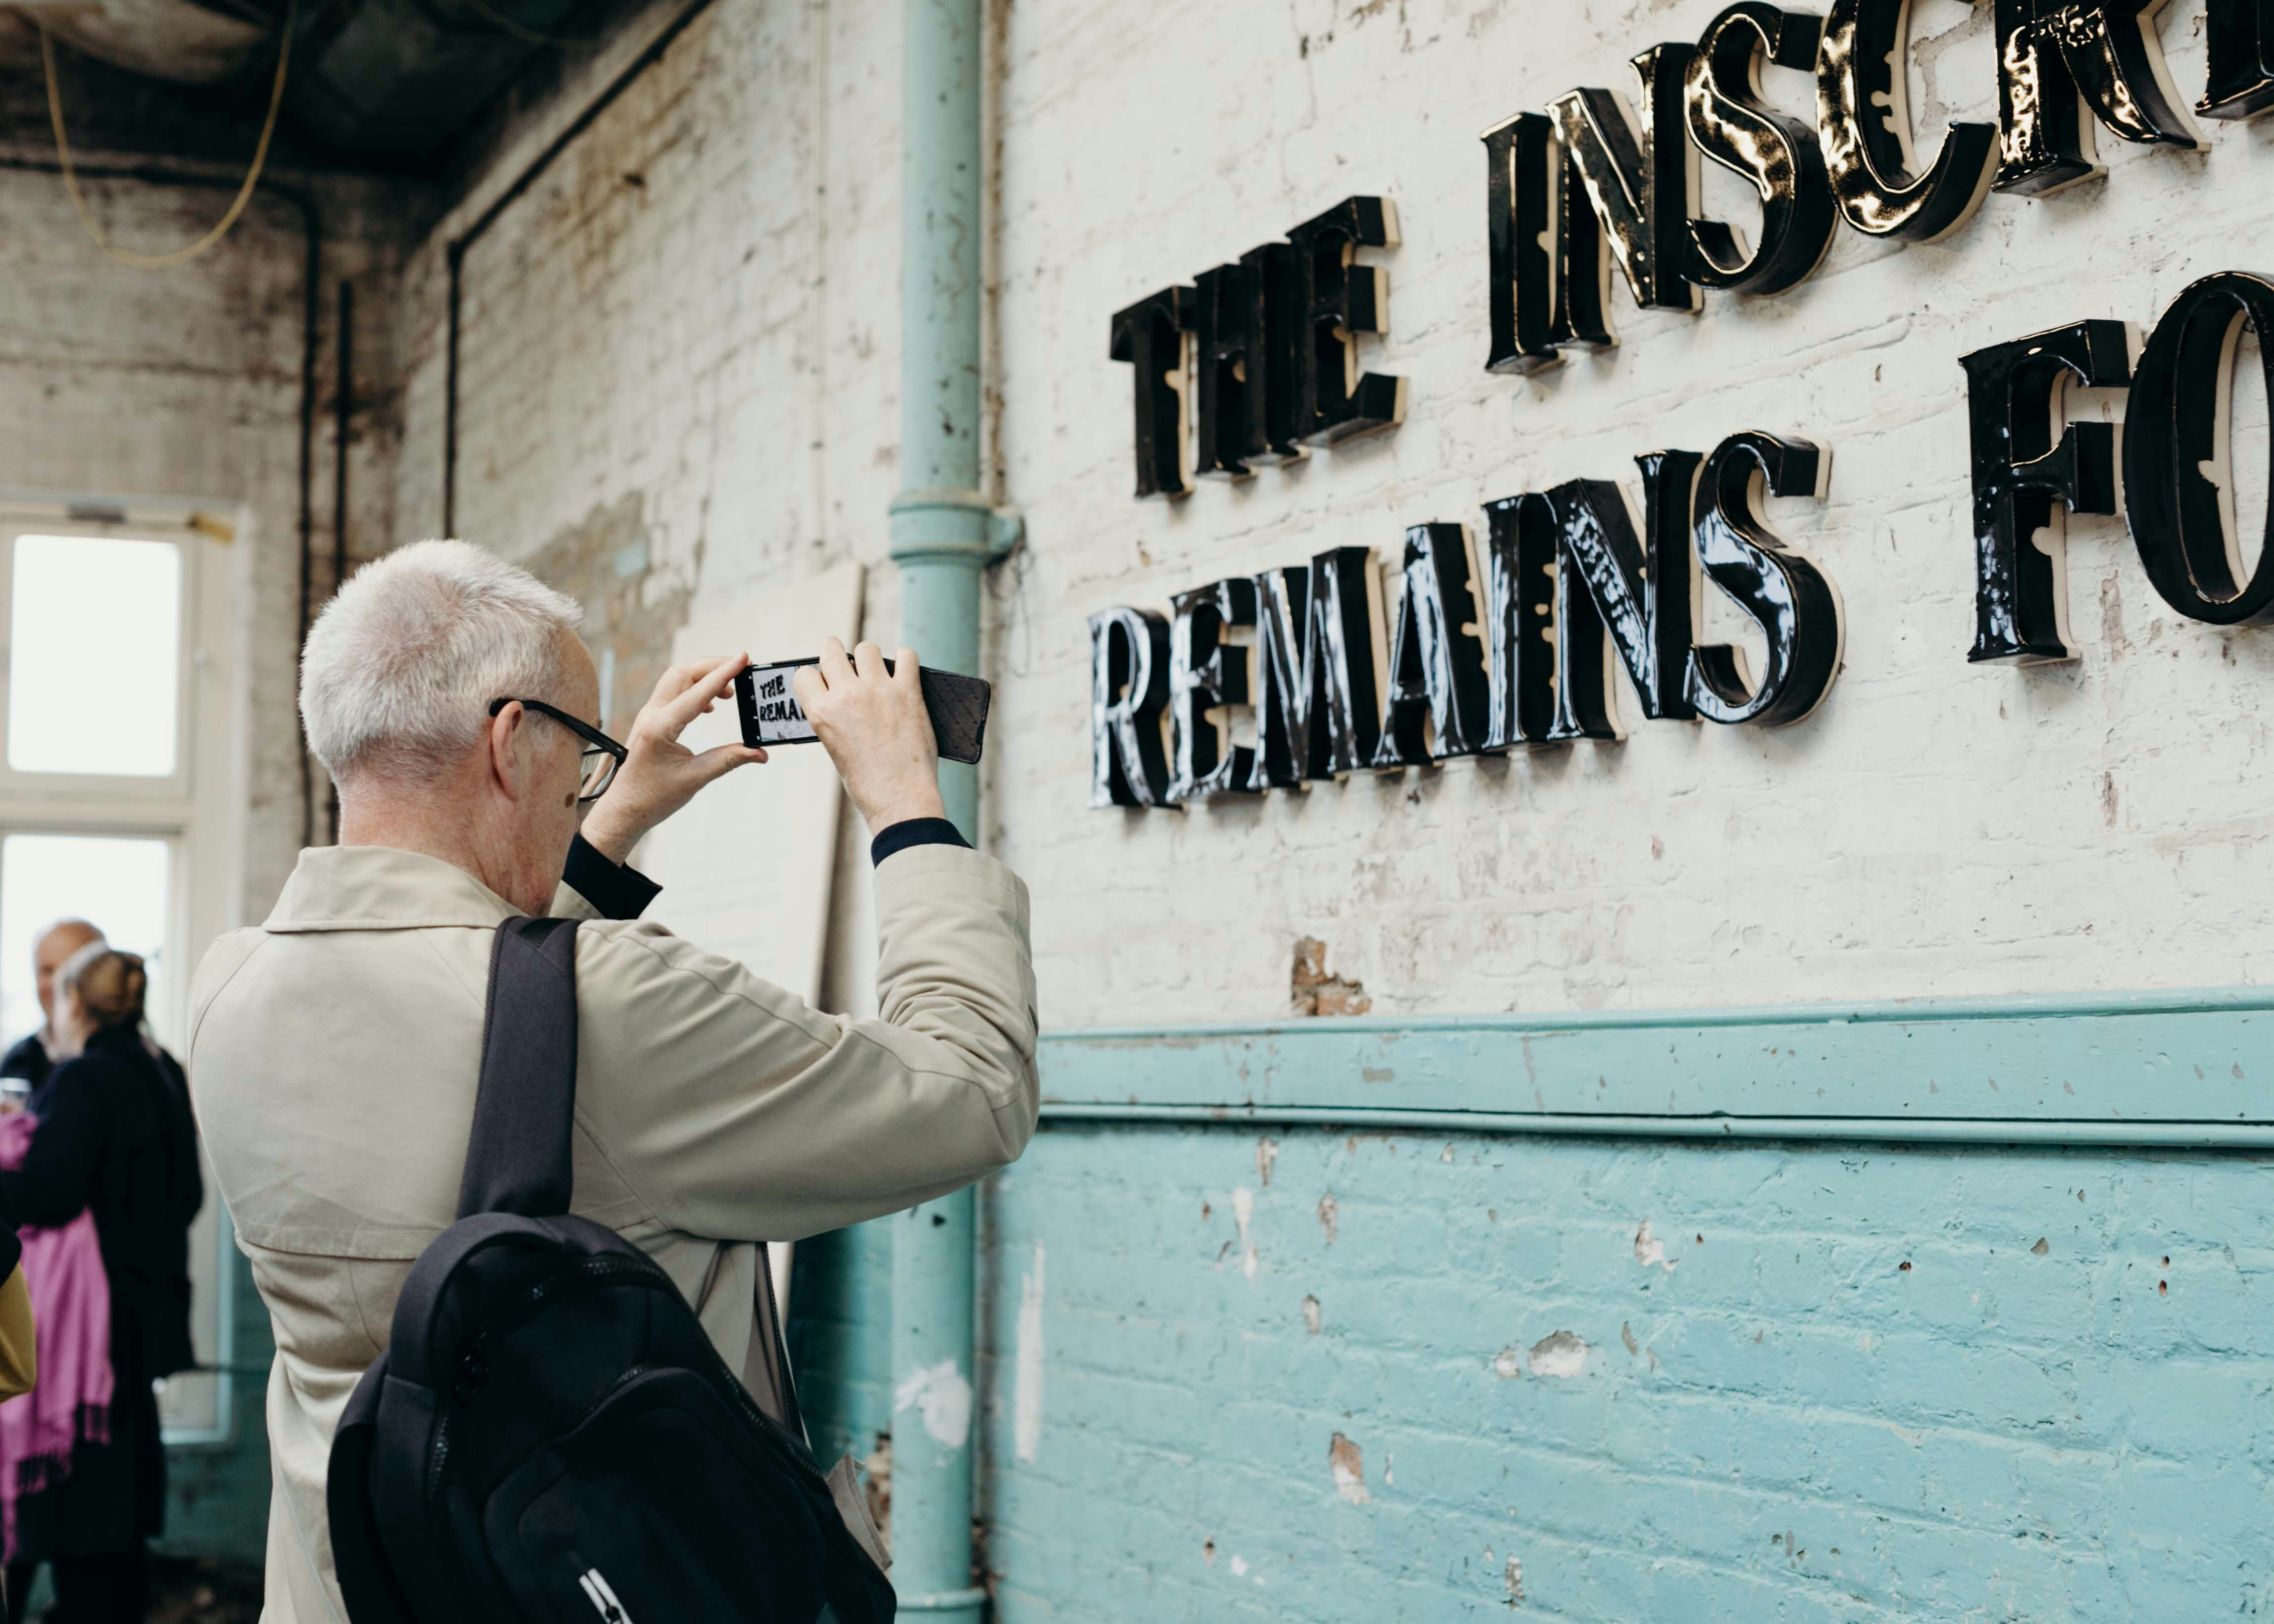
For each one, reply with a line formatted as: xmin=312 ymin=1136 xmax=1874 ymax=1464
xmin=1686 ymin=433 xmax=1844 ymax=727
xmin=1685 ymin=3 xmax=1837 ymax=295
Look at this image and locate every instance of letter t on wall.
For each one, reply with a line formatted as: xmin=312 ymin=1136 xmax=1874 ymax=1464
xmin=1109 ymin=286 xmax=1194 ymax=498
xmin=1959 ymin=320 xmax=2131 ymax=663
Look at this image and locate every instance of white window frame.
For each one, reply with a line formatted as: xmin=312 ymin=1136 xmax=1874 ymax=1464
xmin=0 ymin=492 xmax=251 ymax=1446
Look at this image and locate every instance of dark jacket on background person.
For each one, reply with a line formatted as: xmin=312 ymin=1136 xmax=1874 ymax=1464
xmin=0 ymin=1022 xmax=203 ymax=1564
xmin=3 ymin=1029 xmax=197 ymax=1153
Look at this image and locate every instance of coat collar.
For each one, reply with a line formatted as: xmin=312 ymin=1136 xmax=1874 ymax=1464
xmin=263 ymin=845 xmax=520 ymax=933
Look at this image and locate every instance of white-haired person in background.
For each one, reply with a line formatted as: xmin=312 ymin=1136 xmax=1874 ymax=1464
xmin=189 ymin=540 xmax=1038 ymax=1624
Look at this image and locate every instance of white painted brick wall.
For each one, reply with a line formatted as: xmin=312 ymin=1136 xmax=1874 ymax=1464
xmin=0 ymin=162 xmax=414 ymax=925
xmin=394 ymin=0 xmax=2274 ymax=1028
xmin=991 ymin=0 xmax=2274 ymax=1025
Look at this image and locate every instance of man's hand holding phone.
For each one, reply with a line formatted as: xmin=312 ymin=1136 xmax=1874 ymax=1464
xmin=581 ymin=653 xmax=768 ymax=862
xmin=792 ymin=639 xmax=947 ymax=835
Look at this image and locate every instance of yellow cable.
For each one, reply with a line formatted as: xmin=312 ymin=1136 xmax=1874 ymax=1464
xmin=41 ymin=0 xmax=296 ymax=269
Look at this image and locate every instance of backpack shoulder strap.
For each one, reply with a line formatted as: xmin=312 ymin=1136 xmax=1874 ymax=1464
xmin=457 ymin=916 xmax=581 ymax=1219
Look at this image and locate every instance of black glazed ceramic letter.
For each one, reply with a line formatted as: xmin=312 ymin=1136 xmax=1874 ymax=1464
xmin=1109 ymin=286 xmax=1192 ymax=499
xmin=1685 ymin=433 xmax=1842 ymax=725
xmin=1986 ymin=0 xmax=2202 ymax=197
xmin=1284 ymin=198 xmax=1407 ymax=446
xmin=1245 ymin=564 xmax=1313 ymax=792
xmin=1088 ymin=606 xmax=1172 ymax=808
xmin=1816 ymin=0 xmax=1998 ymax=240
xmin=1167 ymin=578 xmax=1260 ymax=802
xmin=1959 ymin=320 xmax=2129 ymax=663
xmin=1298 ymin=546 xmax=1387 ymax=776
xmin=1685 ymin=3 xmax=1836 ymax=295
xmin=1541 ymin=456 xmax=1708 ymax=731
xmin=2200 ymin=0 xmax=2274 ymax=119
xmin=1374 ymin=524 xmax=1492 ymax=767
xmin=1546 ymin=44 xmax=1704 ymax=326
xmin=2124 ymin=272 xmax=2274 ymax=626
xmin=1481 ymin=112 xmax=1568 ymax=375
xmin=1478 ymin=494 xmax=1563 ymax=750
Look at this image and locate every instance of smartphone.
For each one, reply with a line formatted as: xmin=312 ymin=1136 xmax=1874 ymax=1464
xmin=734 ymin=658 xmax=992 ymax=765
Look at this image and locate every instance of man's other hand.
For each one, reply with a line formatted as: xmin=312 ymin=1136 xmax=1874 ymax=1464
xmin=793 ymin=638 xmax=947 ymax=834
xmin=581 ymin=653 xmax=768 ymax=863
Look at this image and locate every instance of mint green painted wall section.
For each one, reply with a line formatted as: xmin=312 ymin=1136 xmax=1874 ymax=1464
xmin=975 ymin=997 xmax=2274 ymax=1619
xmin=790 ymin=1218 xmax=897 ymax=1469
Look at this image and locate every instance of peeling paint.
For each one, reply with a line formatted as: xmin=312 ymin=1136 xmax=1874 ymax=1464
xmin=1317 ymin=1192 xmax=1339 ymax=1244
xmin=1303 ymin=1294 xmax=1322 ymax=1334
xmin=1491 ymin=1346 xmax=1524 ymax=1379
xmin=894 ymin=1358 xmax=973 ymax=1449
xmin=1233 ymin=1185 xmax=1258 ymax=1280
xmin=1527 ymin=1331 xmax=1588 ymax=1379
xmin=1292 ymin=937 xmax=1371 ymax=1016
xmin=1633 ymin=1219 xmax=1675 ymax=1272
xmin=1504 ymin=1555 xmax=1524 ymax=1603
xmin=1620 ymin=1321 xmax=1639 ymax=1356
xmin=1328 ymin=1432 xmax=1371 ymax=1504
xmin=1256 ymin=1136 xmax=1278 ymax=1187
xmin=1014 ymin=1243 xmax=1045 ymax=1464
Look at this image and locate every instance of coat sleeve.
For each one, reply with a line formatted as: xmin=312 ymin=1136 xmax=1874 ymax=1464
xmin=0 ymin=1071 xmax=105 ymax=1227
xmin=572 ymin=843 xmax=1040 ymax=1242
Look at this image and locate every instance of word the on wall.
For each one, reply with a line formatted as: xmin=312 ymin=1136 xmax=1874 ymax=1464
xmin=1109 ymin=197 xmax=1406 ymax=499
xmin=1090 ymin=432 xmax=1840 ymax=808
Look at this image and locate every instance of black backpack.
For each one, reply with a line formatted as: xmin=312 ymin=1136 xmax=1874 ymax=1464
xmin=326 ymin=916 xmax=896 ymax=1624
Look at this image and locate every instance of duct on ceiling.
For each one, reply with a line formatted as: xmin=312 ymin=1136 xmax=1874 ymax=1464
xmin=21 ymin=0 xmax=597 ymax=160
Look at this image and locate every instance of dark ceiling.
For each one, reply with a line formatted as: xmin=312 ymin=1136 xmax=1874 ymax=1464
xmin=3 ymin=0 xmax=654 ymax=174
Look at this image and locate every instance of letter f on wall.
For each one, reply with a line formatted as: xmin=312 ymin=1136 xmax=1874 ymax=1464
xmin=1960 ymin=320 xmax=2131 ymax=663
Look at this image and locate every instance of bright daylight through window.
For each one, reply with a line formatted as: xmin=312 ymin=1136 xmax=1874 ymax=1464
xmin=8 ymin=532 xmax=182 ymax=777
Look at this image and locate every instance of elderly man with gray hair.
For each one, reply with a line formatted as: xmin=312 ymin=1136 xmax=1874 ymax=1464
xmin=189 ymin=540 xmax=1037 ymax=1624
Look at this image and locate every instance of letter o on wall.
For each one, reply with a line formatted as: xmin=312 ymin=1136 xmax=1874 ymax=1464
xmin=2125 ymin=271 xmax=2274 ymax=625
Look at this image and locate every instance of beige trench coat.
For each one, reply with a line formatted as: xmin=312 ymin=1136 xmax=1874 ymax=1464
xmin=188 ymin=840 xmax=1038 ymax=1624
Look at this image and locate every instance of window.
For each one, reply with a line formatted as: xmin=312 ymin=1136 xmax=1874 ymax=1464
xmin=0 ymin=509 xmax=243 ymax=1443
xmin=8 ymin=535 xmax=183 ymax=778
xmin=0 ymin=835 xmax=170 ymax=1044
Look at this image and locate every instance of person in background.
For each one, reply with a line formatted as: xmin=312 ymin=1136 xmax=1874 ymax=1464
xmin=0 ymin=945 xmax=203 ymax=1624
xmin=2 ymin=919 xmax=103 ymax=1092
xmin=4 ymin=923 xmax=196 ymax=1146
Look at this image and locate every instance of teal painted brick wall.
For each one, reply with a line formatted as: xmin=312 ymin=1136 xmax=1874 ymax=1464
xmin=981 ymin=1122 xmax=2274 ymax=1621
xmin=790 ymin=1218 xmax=896 ymax=1471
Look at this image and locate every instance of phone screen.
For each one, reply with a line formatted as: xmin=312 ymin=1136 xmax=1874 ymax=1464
xmin=737 ymin=661 xmax=823 ymax=745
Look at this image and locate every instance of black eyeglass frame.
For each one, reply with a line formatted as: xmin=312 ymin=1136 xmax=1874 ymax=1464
xmin=487 ymin=696 xmax=628 ymax=803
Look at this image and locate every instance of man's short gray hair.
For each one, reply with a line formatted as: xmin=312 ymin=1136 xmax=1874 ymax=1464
xmin=301 ymin=540 xmax=584 ymax=784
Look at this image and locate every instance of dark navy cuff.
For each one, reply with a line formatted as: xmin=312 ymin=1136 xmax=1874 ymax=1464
xmin=563 ymin=833 xmax=661 ymax=919
xmin=870 ymin=817 xmax=970 ymax=866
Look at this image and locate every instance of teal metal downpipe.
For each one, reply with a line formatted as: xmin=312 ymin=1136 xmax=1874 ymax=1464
xmin=888 ymin=0 xmax=1013 ymax=1617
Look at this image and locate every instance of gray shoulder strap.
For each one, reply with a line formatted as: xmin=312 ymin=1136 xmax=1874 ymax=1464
xmin=456 ymin=916 xmax=581 ymax=1220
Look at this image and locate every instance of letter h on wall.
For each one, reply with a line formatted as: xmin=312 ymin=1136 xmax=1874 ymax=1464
xmin=1111 ymin=198 xmax=1406 ymax=498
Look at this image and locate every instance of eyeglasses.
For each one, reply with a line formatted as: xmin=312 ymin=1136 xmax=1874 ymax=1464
xmin=488 ymin=698 xmax=628 ymax=803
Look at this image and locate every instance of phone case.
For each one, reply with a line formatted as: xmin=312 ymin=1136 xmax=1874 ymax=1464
xmin=735 ymin=659 xmax=991 ymax=765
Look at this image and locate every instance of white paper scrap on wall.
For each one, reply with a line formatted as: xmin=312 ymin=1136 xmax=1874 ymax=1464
xmin=642 ymin=560 xmax=865 ymax=1312
xmin=642 ymin=560 xmax=864 ymax=1004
